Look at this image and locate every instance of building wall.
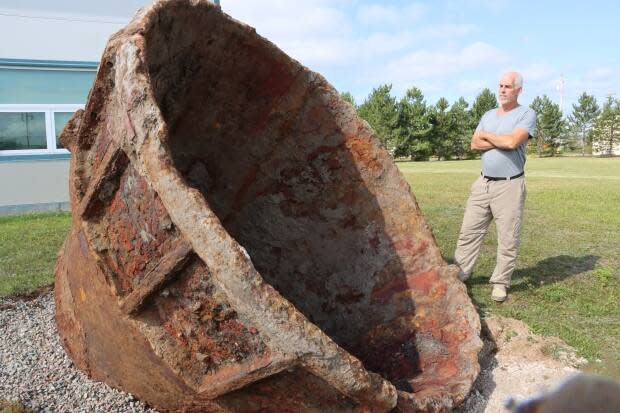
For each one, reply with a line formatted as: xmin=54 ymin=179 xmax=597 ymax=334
xmin=0 ymin=59 xmax=96 ymax=215
xmin=593 ymin=143 xmax=620 ymax=156
xmin=0 ymin=67 xmax=96 ymax=104
xmin=0 ymin=158 xmax=70 ymax=215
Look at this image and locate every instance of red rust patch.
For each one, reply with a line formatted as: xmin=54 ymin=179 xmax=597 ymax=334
xmin=370 ymin=268 xmax=441 ymax=304
xmin=392 ymin=239 xmax=428 ymax=255
xmin=154 ymin=258 xmax=267 ymax=386
xmin=344 ymin=136 xmax=382 ymax=174
xmin=91 ymin=164 xmax=180 ymax=295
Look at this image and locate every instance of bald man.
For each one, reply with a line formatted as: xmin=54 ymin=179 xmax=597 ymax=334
xmin=454 ymin=72 xmax=537 ymax=302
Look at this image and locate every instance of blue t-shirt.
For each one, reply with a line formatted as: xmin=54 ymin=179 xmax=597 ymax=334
xmin=476 ymin=105 xmax=537 ymax=177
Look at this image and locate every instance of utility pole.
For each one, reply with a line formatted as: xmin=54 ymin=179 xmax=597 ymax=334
xmin=556 ymin=74 xmax=565 ymax=114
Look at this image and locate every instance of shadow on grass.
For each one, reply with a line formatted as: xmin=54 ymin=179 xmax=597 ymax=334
xmin=467 ymin=254 xmax=600 ymax=292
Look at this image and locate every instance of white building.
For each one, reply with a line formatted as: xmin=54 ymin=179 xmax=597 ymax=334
xmin=0 ymin=59 xmax=97 ymax=214
xmin=0 ymin=1 xmax=220 ymax=215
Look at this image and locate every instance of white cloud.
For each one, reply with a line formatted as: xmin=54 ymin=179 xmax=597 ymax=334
xmin=384 ymin=41 xmax=509 ymax=81
xmin=457 ymin=79 xmax=489 ymax=95
xmin=520 ymin=62 xmax=559 ymax=83
xmin=566 ymin=67 xmax=619 ymax=104
xmin=222 ymin=0 xmax=483 ymax=81
xmin=583 ymin=66 xmax=615 ymax=81
xmin=223 ymin=0 xmax=351 ymax=39
xmin=460 ymin=42 xmax=509 ymax=65
xmin=278 ymin=38 xmax=357 ymax=69
xmin=416 ymin=23 xmax=477 ymax=39
xmin=348 ymin=41 xmax=511 ymax=102
xmin=359 ymin=31 xmax=417 ymax=56
xmin=446 ymin=0 xmax=511 ymax=13
xmin=356 ymin=3 xmax=426 ymax=27
xmin=222 ymin=0 xmax=354 ymax=70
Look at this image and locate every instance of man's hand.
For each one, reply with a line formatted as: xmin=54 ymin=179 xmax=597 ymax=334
xmin=476 ymin=128 xmax=530 ymax=150
xmin=471 ymin=133 xmax=495 ymax=151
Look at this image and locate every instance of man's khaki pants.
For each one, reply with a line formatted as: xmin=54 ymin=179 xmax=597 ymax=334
xmin=454 ymin=175 xmax=526 ymax=287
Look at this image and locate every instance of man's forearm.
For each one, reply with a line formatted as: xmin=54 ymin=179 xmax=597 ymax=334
xmin=477 ymin=131 xmax=518 ymax=150
xmin=471 ymin=133 xmax=495 ymax=151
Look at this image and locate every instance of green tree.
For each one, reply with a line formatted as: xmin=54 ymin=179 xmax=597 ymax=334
xmin=543 ymin=100 xmax=566 ymax=156
xmin=470 ymin=88 xmax=498 ymax=128
xmin=592 ymin=96 xmax=620 ymax=156
xmin=393 ymin=87 xmax=432 ymax=160
xmin=568 ymin=92 xmax=600 ymax=156
xmin=530 ymin=96 xmax=545 ymax=156
xmin=531 ymin=95 xmax=565 ymax=156
xmin=340 ymin=91 xmax=357 ymax=108
xmin=358 ymin=84 xmax=398 ymax=151
xmin=429 ymin=97 xmax=453 ymax=160
xmin=449 ymin=97 xmax=474 ymax=159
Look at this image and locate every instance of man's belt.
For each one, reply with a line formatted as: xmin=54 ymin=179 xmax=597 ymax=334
xmin=481 ymin=171 xmax=524 ymax=181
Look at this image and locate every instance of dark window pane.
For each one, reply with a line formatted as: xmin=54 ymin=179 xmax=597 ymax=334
xmin=54 ymin=112 xmax=74 ymax=149
xmin=0 ymin=112 xmax=47 ymax=150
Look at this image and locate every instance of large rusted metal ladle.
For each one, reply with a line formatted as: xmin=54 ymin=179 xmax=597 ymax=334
xmin=55 ymin=1 xmax=482 ymax=411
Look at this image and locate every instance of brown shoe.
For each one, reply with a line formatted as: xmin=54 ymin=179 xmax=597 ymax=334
xmin=491 ymin=284 xmax=507 ymax=302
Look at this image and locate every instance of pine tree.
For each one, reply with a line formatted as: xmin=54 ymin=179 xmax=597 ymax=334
xmin=429 ymin=97 xmax=453 ymax=160
xmin=568 ymin=92 xmax=600 ymax=156
xmin=358 ymin=85 xmax=398 ymax=151
xmin=470 ymin=88 xmax=498 ymax=129
xmin=530 ymin=95 xmax=565 ymax=156
xmin=449 ymin=97 xmax=474 ymax=159
xmin=543 ymin=100 xmax=565 ymax=156
xmin=393 ymin=87 xmax=432 ymax=160
xmin=530 ymin=96 xmax=546 ymax=156
xmin=592 ymin=96 xmax=620 ymax=156
xmin=340 ymin=91 xmax=357 ymax=108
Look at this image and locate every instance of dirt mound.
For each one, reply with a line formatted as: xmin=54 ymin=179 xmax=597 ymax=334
xmin=457 ymin=316 xmax=587 ymax=413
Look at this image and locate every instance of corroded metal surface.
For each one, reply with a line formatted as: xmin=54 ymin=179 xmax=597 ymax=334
xmin=54 ymin=1 xmax=482 ymax=412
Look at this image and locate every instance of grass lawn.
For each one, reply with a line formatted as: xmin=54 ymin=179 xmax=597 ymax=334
xmin=0 ymin=157 xmax=618 ymax=378
xmin=399 ymin=156 xmax=620 ymax=378
xmin=0 ymin=212 xmax=70 ymax=297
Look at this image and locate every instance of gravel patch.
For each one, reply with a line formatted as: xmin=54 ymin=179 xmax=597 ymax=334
xmin=0 ymin=292 xmax=159 ymax=413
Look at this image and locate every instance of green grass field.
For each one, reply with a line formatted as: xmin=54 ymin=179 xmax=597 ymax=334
xmin=0 ymin=157 xmax=618 ymax=377
xmin=0 ymin=212 xmax=70 ymax=297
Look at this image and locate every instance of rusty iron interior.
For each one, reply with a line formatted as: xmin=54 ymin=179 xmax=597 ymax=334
xmin=146 ymin=5 xmax=443 ymax=393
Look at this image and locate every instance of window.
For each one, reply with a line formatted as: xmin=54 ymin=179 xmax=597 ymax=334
xmin=0 ymin=112 xmax=47 ymax=150
xmin=54 ymin=112 xmax=75 ymax=149
xmin=0 ymin=104 xmax=82 ymax=156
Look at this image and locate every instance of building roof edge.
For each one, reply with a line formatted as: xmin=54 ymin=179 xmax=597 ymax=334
xmin=0 ymin=58 xmax=98 ymax=70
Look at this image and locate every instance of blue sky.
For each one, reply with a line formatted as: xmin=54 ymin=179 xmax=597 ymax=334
xmin=1 ymin=0 xmax=618 ymax=112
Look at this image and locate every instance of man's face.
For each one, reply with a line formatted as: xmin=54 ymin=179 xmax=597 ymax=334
xmin=498 ymin=74 xmax=521 ymax=105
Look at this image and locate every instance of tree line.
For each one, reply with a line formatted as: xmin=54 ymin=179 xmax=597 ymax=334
xmin=341 ymin=86 xmax=620 ymax=160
